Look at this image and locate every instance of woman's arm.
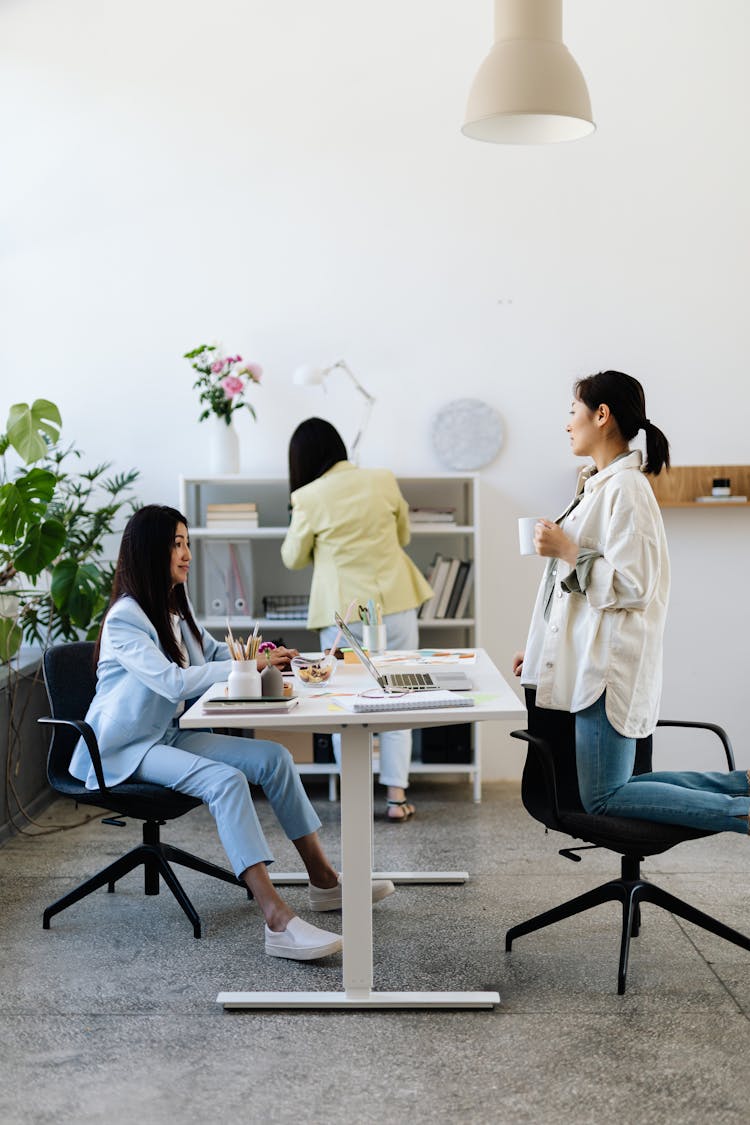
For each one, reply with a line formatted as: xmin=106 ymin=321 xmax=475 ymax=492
xmin=280 ymin=502 xmax=316 ymax=570
xmin=576 ymin=490 xmax=663 ymax=612
xmin=106 ymin=608 xmax=231 ymax=703
xmin=394 ymin=487 xmax=412 ymax=548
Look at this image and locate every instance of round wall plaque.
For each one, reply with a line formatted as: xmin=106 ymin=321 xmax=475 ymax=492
xmin=431 ymin=398 xmax=504 ymax=470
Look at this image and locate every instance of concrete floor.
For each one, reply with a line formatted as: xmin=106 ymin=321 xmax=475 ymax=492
xmin=1 ymin=779 xmax=750 ymax=1124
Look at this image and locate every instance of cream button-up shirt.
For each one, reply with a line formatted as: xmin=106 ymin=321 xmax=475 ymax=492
xmin=281 ymin=461 xmax=434 ymax=630
xmin=521 ymin=450 xmax=670 ymax=738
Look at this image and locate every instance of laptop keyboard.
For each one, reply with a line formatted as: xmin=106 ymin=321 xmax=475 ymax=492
xmin=386 ymin=672 xmax=437 ymax=690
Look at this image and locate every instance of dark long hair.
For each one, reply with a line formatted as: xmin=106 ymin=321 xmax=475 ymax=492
xmin=574 ymin=370 xmax=670 ymax=476
xmin=94 ymin=505 xmax=203 ymax=665
xmin=288 ymin=417 xmax=348 ymax=493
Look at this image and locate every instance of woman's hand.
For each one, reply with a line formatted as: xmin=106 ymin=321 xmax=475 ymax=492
xmin=534 ymin=519 xmax=578 ymax=566
xmin=512 ymin=651 xmax=524 ymax=678
xmin=267 ymin=646 xmax=299 ymax=670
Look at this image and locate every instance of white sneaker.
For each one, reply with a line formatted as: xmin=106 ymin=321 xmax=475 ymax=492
xmin=308 ymin=873 xmax=395 ymax=912
xmin=264 ymin=916 xmax=343 ymax=961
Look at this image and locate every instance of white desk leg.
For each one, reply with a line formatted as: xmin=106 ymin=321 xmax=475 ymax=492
xmin=216 ymin=725 xmax=500 ymax=1008
xmin=339 ymin=726 xmax=374 ymax=996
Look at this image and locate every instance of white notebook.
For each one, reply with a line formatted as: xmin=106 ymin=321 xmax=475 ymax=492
xmin=334 ymin=691 xmax=475 ymax=714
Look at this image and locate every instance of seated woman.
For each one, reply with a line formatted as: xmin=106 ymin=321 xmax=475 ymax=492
xmin=69 ymin=504 xmax=394 ymax=960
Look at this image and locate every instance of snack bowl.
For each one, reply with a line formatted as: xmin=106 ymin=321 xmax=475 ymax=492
xmin=291 ymin=655 xmax=336 ymax=687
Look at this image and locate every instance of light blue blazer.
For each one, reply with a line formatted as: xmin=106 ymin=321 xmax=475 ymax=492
xmin=70 ymin=595 xmax=232 ymax=790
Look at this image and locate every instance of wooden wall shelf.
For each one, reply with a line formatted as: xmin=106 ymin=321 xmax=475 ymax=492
xmin=648 ymin=465 xmax=750 ymax=508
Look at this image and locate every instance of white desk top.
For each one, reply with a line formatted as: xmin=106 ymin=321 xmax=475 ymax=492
xmin=180 ymin=648 xmax=525 ymax=733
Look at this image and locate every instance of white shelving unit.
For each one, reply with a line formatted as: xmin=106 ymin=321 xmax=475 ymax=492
xmin=178 ymin=474 xmax=483 ymax=799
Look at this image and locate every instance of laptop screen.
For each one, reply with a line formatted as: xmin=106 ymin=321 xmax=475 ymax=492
xmin=333 ymin=612 xmax=382 ymax=685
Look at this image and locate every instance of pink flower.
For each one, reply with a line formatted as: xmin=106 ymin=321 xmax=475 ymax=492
xmin=211 ymin=358 xmax=228 ymax=374
xmin=258 ymin=640 xmax=277 ymax=653
xmin=241 ymin=362 xmax=263 ymax=383
xmin=220 ymin=374 xmax=244 ymax=398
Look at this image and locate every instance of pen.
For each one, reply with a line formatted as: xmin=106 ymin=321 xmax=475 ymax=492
xmin=376 ymin=602 xmax=382 ymax=626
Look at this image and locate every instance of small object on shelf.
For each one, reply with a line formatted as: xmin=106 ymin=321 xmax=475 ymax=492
xmin=711 ymin=478 xmax=731 ymax=497
xmin=263 ymin=594 xmax=310 ymax=620
xmin=205 ymin=502 xmax=259 ymax=528
xmin=409 ymin=506 xmax=457 ymax=524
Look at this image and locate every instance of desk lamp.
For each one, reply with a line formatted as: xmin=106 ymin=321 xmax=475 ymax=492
xmin=293 ymin=360 xmax=376 ymax=464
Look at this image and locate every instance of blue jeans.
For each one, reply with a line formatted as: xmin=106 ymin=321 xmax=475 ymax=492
xmin=576 ymin=694 xmax=750 ymax=834
xmin=320 ymin=607 xmax=418 ymax=790
xmin=133 ymin=730 xmax=322 ymax=877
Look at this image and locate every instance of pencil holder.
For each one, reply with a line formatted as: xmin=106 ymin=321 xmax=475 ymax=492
xmin=362 ymin=623 xmax=387 ymax=655
xmin=227 ymin=660 xmax=262 ymax=699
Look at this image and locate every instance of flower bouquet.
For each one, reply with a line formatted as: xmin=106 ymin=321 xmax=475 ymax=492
xmin=184 ymin=344 xmax=263 ymax=426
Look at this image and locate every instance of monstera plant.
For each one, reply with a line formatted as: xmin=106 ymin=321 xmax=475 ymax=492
xmin=0 ymin=400 xmax=139 ymax=661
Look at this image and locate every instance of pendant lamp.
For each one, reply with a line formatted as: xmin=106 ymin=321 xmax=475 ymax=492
xmin=462 ymin=0 xmax=595 ymax=144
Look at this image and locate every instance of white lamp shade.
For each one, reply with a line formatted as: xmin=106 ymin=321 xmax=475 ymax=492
xmin=293 ymin=364 xmax=326 ymax=387
xmin=462 ymin=0 xmax=594 ymax=145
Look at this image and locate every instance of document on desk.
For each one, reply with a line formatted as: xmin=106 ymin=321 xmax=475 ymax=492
xmin=332 ymin=691 xmax=475 ymax=714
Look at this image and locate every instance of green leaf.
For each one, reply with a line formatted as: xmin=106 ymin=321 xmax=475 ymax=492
xmin=50 ymin=559 xmax=102 ymax=627
xmin=6 ymin=400 xmax=62 ymax=463
xmin=0 ymin=467 xmax=58 ymax=540
xmin=0 ymin=616 xmax=22 ymax=662
xmin=14 ymin=519 xmax=66 ymax=576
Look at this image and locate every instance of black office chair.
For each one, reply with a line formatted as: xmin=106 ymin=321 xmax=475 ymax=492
xmin=39 ymin=641 xmax=248 ymax=938
xmin=505 ymin=688 xmax=750 ymax=994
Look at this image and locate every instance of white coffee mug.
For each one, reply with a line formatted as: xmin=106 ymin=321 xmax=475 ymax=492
xmin=518 ymin=517 xmax=542 ymax=557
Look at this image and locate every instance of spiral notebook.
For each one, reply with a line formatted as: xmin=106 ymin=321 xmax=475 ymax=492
xmin=335 ymin=691 xmax=475 ymax=714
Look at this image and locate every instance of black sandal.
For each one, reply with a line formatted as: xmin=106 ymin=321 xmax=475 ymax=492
xmin=386 ymin=799 xmax=416 ymax=822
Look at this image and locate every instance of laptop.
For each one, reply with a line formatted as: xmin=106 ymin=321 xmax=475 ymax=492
xmin=334 ymin=613 xmax=472 ymax=692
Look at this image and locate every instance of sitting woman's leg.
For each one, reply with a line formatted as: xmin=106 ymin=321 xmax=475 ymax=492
xmin=133 ymin=740 xmax=343 ymax=959
xmin=576 ymin=694 xmax=750 ymax=834
xmin=170 ymin=730 xmax=394 ymax=907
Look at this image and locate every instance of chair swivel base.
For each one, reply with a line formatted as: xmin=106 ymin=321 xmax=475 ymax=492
xmin=505 ymin=855 xmax=750 ymax=995
xmin=42 ymin=823 xmax=245 ymax=939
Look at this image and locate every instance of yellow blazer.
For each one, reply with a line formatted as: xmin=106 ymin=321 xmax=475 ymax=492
xmin=281 ymin=461 xmax=433 ymax=629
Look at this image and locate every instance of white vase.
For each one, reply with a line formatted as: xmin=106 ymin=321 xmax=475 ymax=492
xmin=227 ymin=660 xmax=262 ymax=699
xmin=209 ymin=416 xmax=240 ymax=475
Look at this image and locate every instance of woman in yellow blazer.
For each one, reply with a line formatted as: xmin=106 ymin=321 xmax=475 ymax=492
xmin=281 ymin=418 xmax=433 ymax=820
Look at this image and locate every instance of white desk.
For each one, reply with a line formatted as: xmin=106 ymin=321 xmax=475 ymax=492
xmin=180 ymin=649 xmax=525 ymax=1010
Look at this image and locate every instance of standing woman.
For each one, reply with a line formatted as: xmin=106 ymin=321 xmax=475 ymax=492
xmin=281 ymin=418 xmax=434 ymax=821
xmin=70 ymin=505 xmax=394 ymax=961
xmin=513 ymin=371 xmax=749 ymax=834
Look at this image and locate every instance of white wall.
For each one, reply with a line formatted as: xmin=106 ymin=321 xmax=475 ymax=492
xmin=1 ymin=0 xmax=749 ymax=776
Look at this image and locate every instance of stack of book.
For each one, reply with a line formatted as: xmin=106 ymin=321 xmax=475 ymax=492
xmin=205 ymin=503 xmax=258 ymax=528
xmin=409 ymin=506 xmax=457 ymax=525
xmin=418 ymin=553 xmax=474 ymax=620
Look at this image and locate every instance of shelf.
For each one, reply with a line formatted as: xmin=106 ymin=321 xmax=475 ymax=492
xmin=190 ymin=523 xmax=475 ymax=539
xmin=656 ymin=501 xmax=749 ymax=508
xmin=408 ymin=524 xmax=474 ymax=535
xmin=198 ymin=616 xmax=475 ymax=631
xmin=649 ymin=465 xmax=750 ymax=507
xmin=181 ymin=471 xmax=483 ymax=800
xmin=190 ymin=527 xmax=288 ymax=538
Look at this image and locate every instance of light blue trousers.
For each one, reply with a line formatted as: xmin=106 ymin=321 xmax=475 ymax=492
xmin=576 ymin=693 xmax=750 ymax=834
xmin=320 ymin=607 xmax=419 ymax=790
xmin=133 ymin=730 xmax=322 ymax=877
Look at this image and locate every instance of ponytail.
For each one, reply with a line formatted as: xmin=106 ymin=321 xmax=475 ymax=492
xmin=575 ymin=370 xmax=671 ymax=477
xmin=642 ymin=419 xmax=670 ymax=477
